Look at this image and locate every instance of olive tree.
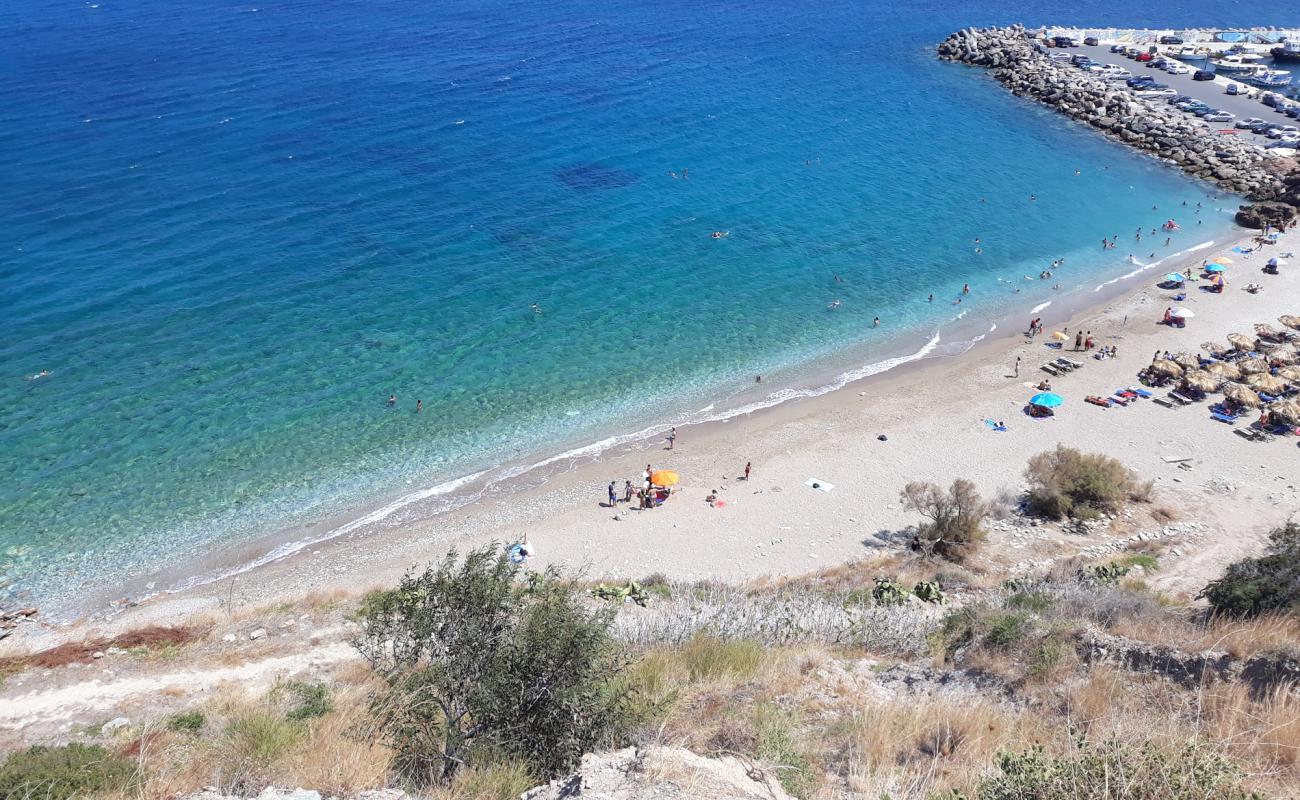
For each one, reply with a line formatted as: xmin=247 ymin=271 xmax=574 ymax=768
xmin=354 ymin=546 xmax=630 ymax=787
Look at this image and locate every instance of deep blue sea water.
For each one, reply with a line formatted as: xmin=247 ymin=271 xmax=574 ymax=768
xmin=3 ymin=0 xmax=1297 ymax=613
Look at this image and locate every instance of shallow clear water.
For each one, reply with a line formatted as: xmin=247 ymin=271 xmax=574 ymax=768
xmin=2 ymin=0 xmax=1293 ymax=611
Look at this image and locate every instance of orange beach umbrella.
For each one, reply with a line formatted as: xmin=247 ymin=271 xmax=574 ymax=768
xmin=1211 ymin=256 xmax=1233 ymax=265
xmin=649 ymin=470 xmax=680 ymax=486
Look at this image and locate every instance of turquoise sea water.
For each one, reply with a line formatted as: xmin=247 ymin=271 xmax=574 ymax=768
xmin=2 ymin=0 xmax=1294 ymax=613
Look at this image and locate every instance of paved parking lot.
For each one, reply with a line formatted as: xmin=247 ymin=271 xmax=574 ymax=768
xmin=1069 ymin=43 xmax=1297 ymax=148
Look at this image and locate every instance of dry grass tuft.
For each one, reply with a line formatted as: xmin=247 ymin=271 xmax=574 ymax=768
xmin=1110 ymin=613 xmax=1300 ymax=660
xmin=0 ymin=625 xmax=205 ymax=672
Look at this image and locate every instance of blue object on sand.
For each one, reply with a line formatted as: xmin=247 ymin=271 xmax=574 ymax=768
xmin=983 ymin=419 xmax=1008 ymax=431
xmin=1205 ymin=264 xmax=1225 ymax=273
xmin=1029 ymin=392 xmax=1063 ymax=408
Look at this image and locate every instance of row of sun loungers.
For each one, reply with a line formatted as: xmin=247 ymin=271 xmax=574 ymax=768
xmin=1041 ymin=358 xmax=1084 ymax=377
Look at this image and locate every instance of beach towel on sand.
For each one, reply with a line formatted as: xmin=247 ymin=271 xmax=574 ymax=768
xmin=983 ymin=419 xmax=1008 ymax=431
xmin=805 ymin=478 xmax=835 ymax=492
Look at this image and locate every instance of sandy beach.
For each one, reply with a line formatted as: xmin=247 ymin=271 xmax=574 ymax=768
xmin=14 ymin=219 xmax=1288 ymax=645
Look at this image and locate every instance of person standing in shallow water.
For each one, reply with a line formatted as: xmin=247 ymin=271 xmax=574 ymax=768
xmin=415 ymin=399 xmax=422 ymax=414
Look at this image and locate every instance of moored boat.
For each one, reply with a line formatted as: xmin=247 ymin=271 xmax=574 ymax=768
xmin=1272 ymin=42 xmax=1300 ymax=63
xmin=1212 ymin=53 xmax=1267 ymax=73
xmin=1243 ymin=68 xmax=1293 ymax=88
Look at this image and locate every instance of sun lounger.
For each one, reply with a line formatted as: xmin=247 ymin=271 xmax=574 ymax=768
xmin=1085 ymin=396 xmax=1112 ymax=408
xmin=1169 ymin=391 xmax=1196 ymax=405
xmin=1041 ymin=364 xmax=1061 ymax=376
xmin=1128 ymin=388 xmax=1153 ymax=398
xmin=1050 ymin=359 xmax=1075 ymax=371
xmin=1210 ymin=411 xmax=1237 ymax=425
xmin=1153 ymin=397 xmax=1175 ymax=408
xmin=1233 ymin=428 xmax=1259 ymax=441
xmin=1062 ymin=359 xmax=1084 ymax=369
xmin=1259 ymin=393 xmax=1278 ymax=404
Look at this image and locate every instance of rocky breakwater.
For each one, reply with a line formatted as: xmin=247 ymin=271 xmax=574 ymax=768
xmin=937 ymin=25 xmax=1300 ymax=229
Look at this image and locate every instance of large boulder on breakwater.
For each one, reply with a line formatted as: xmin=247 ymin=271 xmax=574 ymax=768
xmin=1235 ymin=201 xmax=1297 ymax=230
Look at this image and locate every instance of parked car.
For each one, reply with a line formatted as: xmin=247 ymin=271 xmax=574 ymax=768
xmin=1236 ymin=117 xmax=1266 ymax=128
xmin=1225 ymin=83 xmax=1256 ymax=97
xmin=1204 ymin=112 xmax=1235 ymax=122
xmin=1168 ymin=94 xmax=1193 ymax=104
xmin=1271 ymin=125 xmax=1300 ymax=138
xmin=1165 ymin=63 xmax=1191 ymax=75
xmin=1148 ymin=58 xmax=1168 ymax=69
xmin=1127 ymin=76 xmax=1156 ymax=87
xmin=1053 ymin=36 xmax=1078 ymax=48
xmin=1192 ymin=106 xmax=1219 ymax=117
xmin=1251 ymin=122 xmax=1276 ymax=134
xmin=1262 ymin=93 xmax=1281 ymax=107
xmin=1136 ymin=52 xmax=1154 ymax=62
xmin=1285 ymin=106 xmax=1300 ymax=119
xmin=1193 ymin=70 xmax=1215 ymax=81
xmin=1160 ymin=35 xmax=1184 ymax=45
xmin=1110 ymin=44 xmax=1124 ymax=53
xmin=1084 ymin=37 xmax=1099 ymax=46
xmin=1137 ymin=88 xmax=1178 ymax=98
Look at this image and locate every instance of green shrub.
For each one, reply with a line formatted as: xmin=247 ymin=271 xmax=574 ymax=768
xmin=222 ymin=709 xmax=303 ymax=772
xmin=753 ymin=706 xmax=816 ymax=799
xmin=983 ymin=613 xmax=1031 ymax=649
xmin=0 ymin=743 xmax=136 ymax=799
xmin=912 ymin=580 xmax=946 ymax=605
xmin=1119 ymin=553 xmax=1160 ymax=572
xmin=1200 ymin=522 xmax=1300 ymax=618
xmin=1024 ymin=445 xmax=1150 ymax=520
xmin=901 ymin=479 xmax=988 ymax=562
xmin=931 ymin=606 xmax=982 ymax=662
xmin=355 ymin=546 xmax=631 ymax=788
xmin=167 ymin=710 xmax=206 ymax=734
xmin=279 ymin=680 xmax=333 ymax=720
xmin=959 ymin=737 xmax=1260 ymax=799
xmin=871 ymin=577 xmax=910 ymax=606
xmin=1077 ymin=563 xmax=1131 ymax=588
xmin=679 ymin=636 xmax=764 ymax=681
xmin=442 ymin=758 xmax=537 ymax=800
xmin=1005 ymin=591 xmax=1052 ymax=612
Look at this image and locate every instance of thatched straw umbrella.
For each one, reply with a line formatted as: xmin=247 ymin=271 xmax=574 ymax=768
xmin=1147 ymin=359 xmax=1184 ymax=380
xmin=1237 ymin=356 xmax=1268 ymax=375
xmin=1268 ymin=346 xmax=1298 ymax=366
xmin=1254 ymin=322 xmax=1282 ymax=340
xmin=1201 ymin=340 xmax=1228 ymax=357
xmin=1271 ymin=399 xmax=1300 ymax=425
xmin=1227 ymin=333 xmax=1256 ymax=352
xmin=1246 ymin=373 xmax=1287 ymax=395
xmin=1279 ymin=315 xmax=1300 ymax=332
xmin=1171 ymin=352 xmax=1200 ymax=370
xmin=1181 ymin=370 xmax=1220 ymax=393
xmin=1223 ymin=383 xmax=1261 ymax=408
xmin=1205 ymin=361 xmax=1242 ymax=381
xmin=1277 ymin=365 xmax=1300 ymax=383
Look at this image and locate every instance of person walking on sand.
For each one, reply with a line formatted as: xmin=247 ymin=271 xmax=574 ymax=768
xmin=666 ymin=427 xmax=676 ymax=449
xmin=608 ymin=481 xmax=618 ymax=507
xmin=1014 ymin=356 xmax=1021 ymax=377
xmin=744 ymin=461 xmax=752 ymax=481
xmin=624 ymin=480 xmax=633 ymax=503
xmin=1074 ymin=331 xmax=1083 ymax=351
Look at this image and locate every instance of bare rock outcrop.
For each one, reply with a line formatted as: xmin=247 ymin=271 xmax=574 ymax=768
xmin=521 ymin=747 xmax=793 ymax=800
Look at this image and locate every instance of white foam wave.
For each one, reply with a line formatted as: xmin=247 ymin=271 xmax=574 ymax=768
xmin=155 ymin=469 xmax=489 ymax=598
xmin=1093 ymin=240 xmax=1216 ymax=292
xmin=1029 ymin=301 xmax=1052 ymax=314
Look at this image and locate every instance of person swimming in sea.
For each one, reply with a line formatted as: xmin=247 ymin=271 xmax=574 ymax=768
xmin=388 ymin=394 xmax=396 ymax=407
xmin=26 ymin=370 xmax=51 ymax=381
xmin=711 ymin=231 xmax=729 ymax=239
xmin=827 ymin=300 xmax=842 ymax=310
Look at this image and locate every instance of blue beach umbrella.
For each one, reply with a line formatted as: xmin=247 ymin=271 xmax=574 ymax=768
xmin=1164 ymin=272 xmax=1185 ymax=282
xmin=1205 ymin=264 xmax=1226 ymax=273
xmin=1029 ymin=392 xmax=1064 ymax=408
